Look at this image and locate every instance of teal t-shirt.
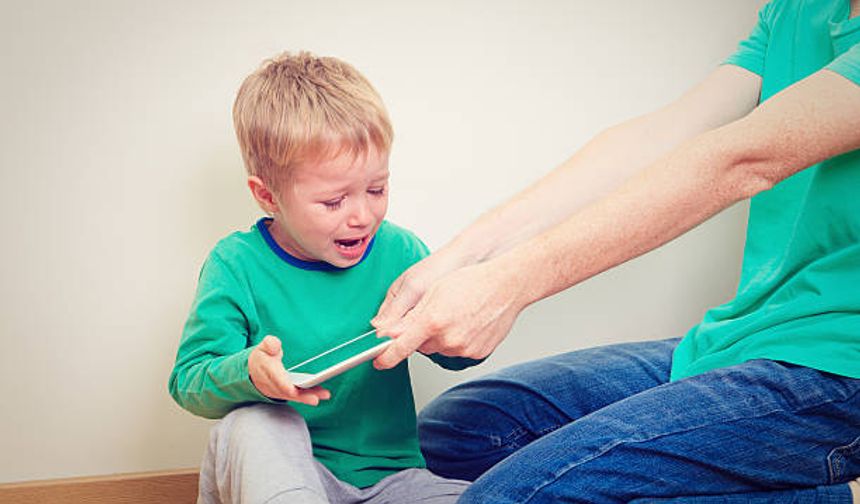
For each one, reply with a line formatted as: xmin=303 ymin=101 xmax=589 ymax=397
xmin=169 ymin=219 xmax=476 ymax=488
xmin=671 ymin=0 xmax=860 ymax=380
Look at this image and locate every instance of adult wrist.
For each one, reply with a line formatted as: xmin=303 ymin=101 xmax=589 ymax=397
xmin=444 ymin=227 xmax=496 ymax=267
xmin=482 ymin=252 xmax=534 ymax=313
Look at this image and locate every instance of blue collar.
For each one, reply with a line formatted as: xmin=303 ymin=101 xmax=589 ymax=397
xmin=255 ymin=217 xmax=376 ymax=271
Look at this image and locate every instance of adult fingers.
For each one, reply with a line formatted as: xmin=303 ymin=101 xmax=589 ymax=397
xmin=373 ymin=318 xmax=431 ymax=370
xmin=372 ymin=274 xmax=422 ymax=330
xmin=416 ymin=338 xmax=442 ymax=356
xmin=376 ymin=318 xmax=407 ymax=340
xmin=371 ymin=276 xmax=405 ymax=329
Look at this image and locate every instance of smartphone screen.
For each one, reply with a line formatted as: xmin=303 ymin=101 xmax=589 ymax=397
xmin=288 ymin=331 xmax=392 ymax=375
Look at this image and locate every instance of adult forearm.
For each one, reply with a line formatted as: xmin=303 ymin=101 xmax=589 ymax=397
xmin=501 ymin=128 xmax=766 ymax=309
xmin=499 ymin=68 xmax=860 ymax=319
xmin=440 ymin=67 xmax=762 ymax=269
xmin=439 ymin=114 xmax=683 ymax=267
xmin=373 ymin=125 xmax=768 ymax=367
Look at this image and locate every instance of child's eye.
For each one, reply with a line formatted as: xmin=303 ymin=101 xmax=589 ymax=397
xmin=322 ymin=197 xmax=344 ymax=210
xmin=368 ymin=186 xmax=386 ymax=197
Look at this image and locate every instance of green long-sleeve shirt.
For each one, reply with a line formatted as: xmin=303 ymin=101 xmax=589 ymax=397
xmin=169 ymin=218 xmax=477 ymax=488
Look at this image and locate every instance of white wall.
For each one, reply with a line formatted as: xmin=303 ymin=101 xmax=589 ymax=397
xmin=0 ymin=0 xmax=765 ymax=483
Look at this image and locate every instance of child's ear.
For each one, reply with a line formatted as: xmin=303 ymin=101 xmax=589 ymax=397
xmin=247 ymin=176 xmax=279 ymax=215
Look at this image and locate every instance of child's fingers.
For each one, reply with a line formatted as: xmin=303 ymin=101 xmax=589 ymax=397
xmin=263 ymin=362 xmax=296 ymax=396
xmin=291 ymin=387 xmax=331 ymax=406
xmin=304 ymin=386 xmax=331 ymax=401
xmin=252 ymin=336 xmax=330 ymax=406
xmin=263 ymin=362 xmax=330 ymax=406
xmin=259 ymin=335 xmax=282 ymax=356
xmin=287 ymin=379 xmax=331 ymax=404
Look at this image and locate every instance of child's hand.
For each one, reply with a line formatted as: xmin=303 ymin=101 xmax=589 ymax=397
xmin=249 ymin=335 xmax=331 ymax=406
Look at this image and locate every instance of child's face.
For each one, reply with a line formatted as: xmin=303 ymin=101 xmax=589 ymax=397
xmin=265 ymin=148 xmax=390 ymax=268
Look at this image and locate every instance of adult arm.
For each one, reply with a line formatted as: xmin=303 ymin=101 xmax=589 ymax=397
xmin=374 ymin=67 xmax=860 ymax=368
xmin=372 ymin=65 xmax=760 ymax=330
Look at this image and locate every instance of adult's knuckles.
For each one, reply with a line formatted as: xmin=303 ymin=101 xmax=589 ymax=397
xmin=439 ymin=337 xmax=465 ymax=353
xmin=424 ymin=316 xmax=450 ymax=335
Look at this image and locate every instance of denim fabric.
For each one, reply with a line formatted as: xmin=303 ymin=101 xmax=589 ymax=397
xmin=418 ymin=339 xmax=860 ymax=503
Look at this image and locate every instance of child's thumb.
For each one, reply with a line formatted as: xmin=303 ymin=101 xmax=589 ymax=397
xmin=260 ymin=335 xmax=282 ymax=356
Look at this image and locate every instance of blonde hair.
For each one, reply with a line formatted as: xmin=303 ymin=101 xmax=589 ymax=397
xmin=233 ymin=51 xmax=393 ymax=186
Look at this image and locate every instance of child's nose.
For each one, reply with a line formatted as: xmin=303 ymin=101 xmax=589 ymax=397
xmin=348 ymin=198 xmax=373 ymax=227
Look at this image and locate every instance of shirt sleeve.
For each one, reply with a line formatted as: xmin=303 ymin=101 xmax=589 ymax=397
xmin=723 ymin=1 xmax=774 ymax=76
xmin=168 ymin=251 xmax=276 ymax=419
xmin=826 ymin=42 xmax=860 ymax=86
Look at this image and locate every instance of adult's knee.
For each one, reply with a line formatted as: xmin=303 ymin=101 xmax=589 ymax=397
xmin=420 ymin=378 xmax=531 ymax=446
xmin=419 ymin=378 xmax=540 ymax=481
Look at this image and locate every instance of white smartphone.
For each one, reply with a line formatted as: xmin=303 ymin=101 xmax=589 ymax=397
xmin=287 ymin=330 xmax=393 ymax=388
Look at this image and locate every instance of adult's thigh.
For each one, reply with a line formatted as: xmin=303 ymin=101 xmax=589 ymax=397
xmin=457 ymin=360 xmax=860 ymax=504
xmin=419 ymin=338 xmax=679 ymax=481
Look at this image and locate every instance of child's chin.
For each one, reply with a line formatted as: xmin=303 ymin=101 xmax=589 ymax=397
xmin=320 ymin=249 xmax=351 ymax=268
xmin=330 ymin=258 xmax=360 ymax=268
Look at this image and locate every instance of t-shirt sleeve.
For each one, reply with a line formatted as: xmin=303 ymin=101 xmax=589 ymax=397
xmin=723 ymin=1 xmax=774 ymax=76
xmin=405 ymin=230 xmax=431 ymax=265
xmin=826 ymin=42 xmax=860 ymax=86
xmin=168 ymin=251 xmax=276 ymax=419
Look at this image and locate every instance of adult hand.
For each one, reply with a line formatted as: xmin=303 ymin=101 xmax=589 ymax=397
xmin=371 ymin=248 xmax=465 ymax=331
xmin=248 ymin=335 xmax=331 ymax=406
xmin=373 ymin=260 xmax=526 ymax=369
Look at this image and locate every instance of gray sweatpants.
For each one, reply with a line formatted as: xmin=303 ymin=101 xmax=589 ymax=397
xmin=198 ymin=403 xmax=470 ymax=504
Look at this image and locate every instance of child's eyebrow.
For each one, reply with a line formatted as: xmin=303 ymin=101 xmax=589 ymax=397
xmin=370 ymin=171 xmax=391 ymax=183
xmin=310 ymin=170 xmax=390 ymax=197
xmin=313 ymin=185 xmax=351 ymax=198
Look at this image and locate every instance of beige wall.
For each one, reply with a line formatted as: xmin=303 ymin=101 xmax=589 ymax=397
xmin=0 ymin=0 xmax=765 ymax=483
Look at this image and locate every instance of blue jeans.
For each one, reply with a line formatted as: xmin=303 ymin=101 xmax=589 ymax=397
xmin=418 ymin=338 xmax=860 ymax=503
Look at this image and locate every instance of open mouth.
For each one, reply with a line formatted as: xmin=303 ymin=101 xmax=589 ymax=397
xmin=334 ymin=236 xmax=367 ymax=250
